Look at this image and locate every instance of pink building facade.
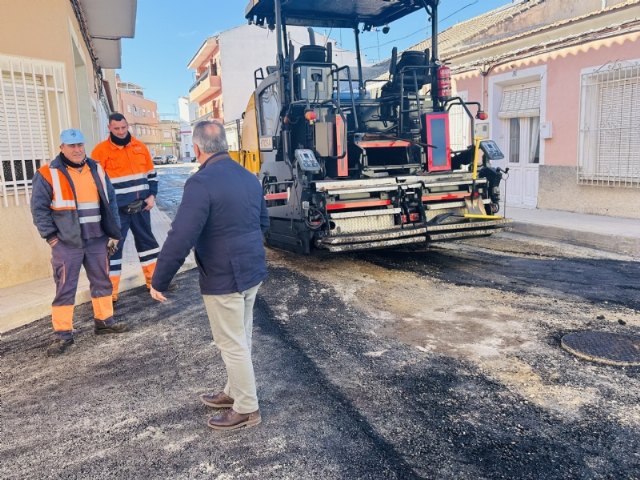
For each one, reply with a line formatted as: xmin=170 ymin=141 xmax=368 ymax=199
xmin=445 ymin=1 xmax=639 ymax=218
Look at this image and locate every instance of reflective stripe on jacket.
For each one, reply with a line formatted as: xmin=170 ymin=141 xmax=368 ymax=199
xmin=67 ymin=165 xmax=104 ymax=239
xmin=91 ymin=136 xmax=158 ymax=208
xmin=39 ymin=163 xmax=109 ymax=211
xmin=30 ymin=156 xmax=122 ymax=248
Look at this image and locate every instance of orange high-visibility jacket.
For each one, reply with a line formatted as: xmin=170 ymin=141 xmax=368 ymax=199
xmin=91 ymin=136 xmax=158 ymax=208
xmin=30 ymin=156 xmax=121 ymax=248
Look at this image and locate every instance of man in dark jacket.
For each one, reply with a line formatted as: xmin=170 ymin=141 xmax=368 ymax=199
xmin=31 ymin=129 xmax=128 ymax=357
xmin=150 ymin=120 xmax=268 ymax=431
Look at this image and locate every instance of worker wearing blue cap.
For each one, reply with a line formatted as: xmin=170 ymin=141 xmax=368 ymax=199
xmin=30 ymin=128 xmax=128 ymax=356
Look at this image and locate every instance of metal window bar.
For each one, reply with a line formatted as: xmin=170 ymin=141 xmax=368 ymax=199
xmin=51 ymin=61 xmax=65 ymax=142
xmin=20 ymin=60 xmax=36 ymax=205
xmin=0 ymin=67 xmax=10 ymax=206
xmin=32 ymin=63 xmax=48 ymax=188
xmin=41 ymin=64 xmax=56 ymax=158
xmin=578 ymin=62 xmax=640 ymax=187
xmin=7 ymin=65 xmax=21 ymax=206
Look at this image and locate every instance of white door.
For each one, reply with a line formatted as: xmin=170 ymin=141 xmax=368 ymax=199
xmin=505 ymin=116 xmax=540 ymax=207
xmin=498 ymin=83 xmax=541 ymax=208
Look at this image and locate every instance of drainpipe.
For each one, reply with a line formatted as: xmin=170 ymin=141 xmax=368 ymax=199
xmin=479 ymin=63 xmax=497 ymax=110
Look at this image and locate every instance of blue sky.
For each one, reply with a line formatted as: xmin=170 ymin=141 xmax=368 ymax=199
xmin=119 ymin=0 xmax=514 ymax=118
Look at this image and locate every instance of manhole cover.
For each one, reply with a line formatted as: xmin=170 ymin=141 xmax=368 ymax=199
xmin=561 ymin=331 xmax=640 ymax=366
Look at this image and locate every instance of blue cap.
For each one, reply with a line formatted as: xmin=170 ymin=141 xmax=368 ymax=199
xmin=60 ymin=128 xmax=85 ymax=145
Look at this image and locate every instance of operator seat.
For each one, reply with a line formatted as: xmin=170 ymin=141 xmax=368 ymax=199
xmin=296 ymin=45 xmax=328 ymax=64
xmin=378 ymin=48 xmax=431 ymax=134
xmin=388 ymin=49 xmax=430 ymax=93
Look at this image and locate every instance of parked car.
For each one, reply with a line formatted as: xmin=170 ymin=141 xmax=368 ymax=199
xmin=165 ymin=154 xmax=177 ymax=164
xmin=152 ymin=156 xmax=166 ymax=165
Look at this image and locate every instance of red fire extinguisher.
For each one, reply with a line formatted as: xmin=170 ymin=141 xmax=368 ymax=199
xmin=436 ymin=64 xmax=451 ymax=100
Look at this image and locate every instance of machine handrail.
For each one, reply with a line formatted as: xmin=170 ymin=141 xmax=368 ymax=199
xmin=254 ymin=67 xmax=266 ymax=89
xmin=288 ymin=60 xmax=360 ymax=132
xmin=397 ymin=64 xmax=431 ymax=134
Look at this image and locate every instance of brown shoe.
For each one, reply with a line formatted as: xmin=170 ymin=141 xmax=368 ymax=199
xmin=207 ymin=409 xmax=261 ymax=431
xmin=200 ymin=391 xmax=234 ymax=408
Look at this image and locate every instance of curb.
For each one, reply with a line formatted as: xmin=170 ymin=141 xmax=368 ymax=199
xmin=0 ymin=262 xmax=195 ymax=335
xmin=511 ymin=221 xmax=640 ymax=258
xmin=0 ymin=207 xmax=193 ymax=335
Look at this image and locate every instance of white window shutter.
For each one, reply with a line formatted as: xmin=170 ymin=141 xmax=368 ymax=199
xmin=498 ymin=84 xmax=540 ymax=119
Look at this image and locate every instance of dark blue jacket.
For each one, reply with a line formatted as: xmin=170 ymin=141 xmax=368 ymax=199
xmin=152 ymin=153 xmax=269 ymax=295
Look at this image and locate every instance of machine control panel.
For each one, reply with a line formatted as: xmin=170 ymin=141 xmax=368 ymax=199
xmin=295 ymin=149 xmax=321 ymax=173
xmin=299 ymin=66 xmax=332 ymax=101
xmin=479 ymin=140 xmax=504 ymax=161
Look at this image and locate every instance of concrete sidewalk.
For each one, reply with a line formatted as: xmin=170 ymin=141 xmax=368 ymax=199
xmin=0 ymin=205 xmax=636 ymax=334
xmin=0 ymin=208 xmax=194 ymax=334
xmin=506 ymin=206 xmax=640 ymax=258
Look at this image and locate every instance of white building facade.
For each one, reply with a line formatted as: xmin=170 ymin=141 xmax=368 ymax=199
xmin=188 ymin=24 xmax=363 ymax=124
xmin=178 ymin=96 xmax=196 ymax=160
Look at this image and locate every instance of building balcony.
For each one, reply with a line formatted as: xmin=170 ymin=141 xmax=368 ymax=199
xmin=189 ymin=71 xmax=222 ymax=104
xmin=192 ymin=111 xmax=224 ymax=125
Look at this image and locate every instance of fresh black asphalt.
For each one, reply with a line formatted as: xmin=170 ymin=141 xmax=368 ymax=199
xmin=1 ymin=165 xmax=638 ymax=479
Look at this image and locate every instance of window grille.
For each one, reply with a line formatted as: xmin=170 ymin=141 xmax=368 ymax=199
xmin=578 ymin=62 xmax=640 ymax=187
xmin=448 ymin=91 xmax=471 ymax=151
xmin=0 ymin=55 xmax=68 ymax=207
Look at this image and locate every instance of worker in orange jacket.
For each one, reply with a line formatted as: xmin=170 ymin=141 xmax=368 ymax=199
xmin=31 ymin=128 xmax=128 ymax=356
xmin=91 ymin=113 xmax=160 ymax=301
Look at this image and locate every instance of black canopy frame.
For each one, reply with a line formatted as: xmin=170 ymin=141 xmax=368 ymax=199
xmin=245 ymin=0 xmax=438 ymax=29
xmin=245 ymin=0 xmax=442 ymax=104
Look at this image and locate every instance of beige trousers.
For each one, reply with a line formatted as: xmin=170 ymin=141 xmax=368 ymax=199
xmin=202 ymin=282 xmax=261 ymax=414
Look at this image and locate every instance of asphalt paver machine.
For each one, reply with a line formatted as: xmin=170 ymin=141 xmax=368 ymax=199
xmin=242 ymin=0 xmax=510 ymax=253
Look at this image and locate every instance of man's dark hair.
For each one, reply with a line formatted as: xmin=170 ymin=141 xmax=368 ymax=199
xmin=193 ymin=120 xmax=228 ymax=154
xmin=109 ymin=112 xmax=127 ymax=123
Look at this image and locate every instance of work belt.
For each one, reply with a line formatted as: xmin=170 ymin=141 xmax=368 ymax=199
xmin=123 ymin=199 xmax=145 ymax=215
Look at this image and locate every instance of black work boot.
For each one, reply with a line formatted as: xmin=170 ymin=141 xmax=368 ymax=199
xmin=47 ymin=338 xmax=74 ymax=357
xmin=94 ymin=322 xmax=128 ymax=335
